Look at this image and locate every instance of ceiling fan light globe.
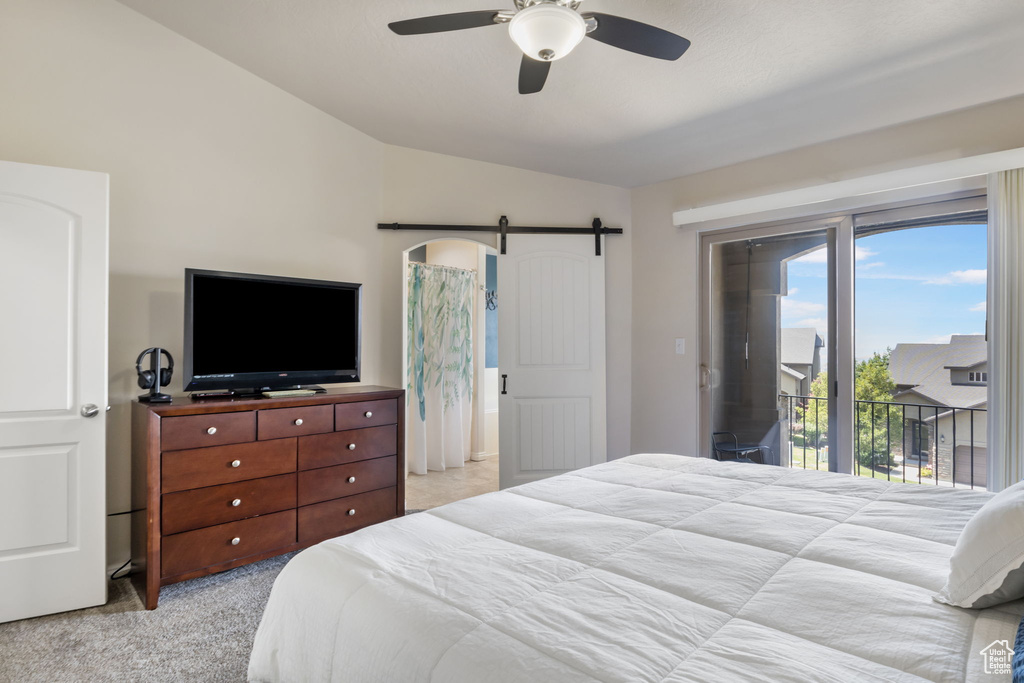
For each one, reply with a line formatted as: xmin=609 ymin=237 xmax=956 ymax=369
xmin=509 ymin=4 xmax=586 ymax=62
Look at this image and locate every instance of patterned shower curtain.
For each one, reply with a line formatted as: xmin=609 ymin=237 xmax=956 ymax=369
xmin=407 ymin=262 xmax=475 ymax=474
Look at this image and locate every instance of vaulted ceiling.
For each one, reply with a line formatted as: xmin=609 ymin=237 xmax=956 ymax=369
xmin=117 ymin=0 xmax=1024 ymax=188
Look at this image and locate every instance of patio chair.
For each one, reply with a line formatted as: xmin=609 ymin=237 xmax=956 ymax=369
xmin=712 ymin=432 xmax=768 ymax=464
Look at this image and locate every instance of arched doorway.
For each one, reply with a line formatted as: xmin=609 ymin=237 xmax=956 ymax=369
xmin=401 ymin=239 xmax=499 ymax=511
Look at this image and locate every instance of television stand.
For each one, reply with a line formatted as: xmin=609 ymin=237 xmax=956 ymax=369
xmin=131 ymin=386 xmax=405 ymax=609
xmin=189 ymin=385 xmax=327 ymax=400
xmin=268 ymin=385 xmax=326 ymax=394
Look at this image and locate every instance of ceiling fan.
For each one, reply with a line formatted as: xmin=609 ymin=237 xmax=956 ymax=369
xmin=388 ymin=0 xmax=691 ymax=94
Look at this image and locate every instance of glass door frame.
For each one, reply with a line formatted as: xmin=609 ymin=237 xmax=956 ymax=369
xmin=698 ymin=215 xmax=856 ymax=473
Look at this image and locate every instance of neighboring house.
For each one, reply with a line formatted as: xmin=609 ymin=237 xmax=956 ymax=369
xmin=780 ymin=328 xmax=823 ymax=395
xmin=889 ymin=335 xmax=987 ymax=486
xmin=779 ymin=364 xmax=806 ymax=397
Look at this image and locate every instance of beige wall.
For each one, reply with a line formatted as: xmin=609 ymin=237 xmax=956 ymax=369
xmin=425 ymin=241 xmax=480 ymax=272
xmin=380 ymin=144 xmax=633 ymax=462
xmin=0 ymin=0 xmax=632 ymax=570
xmin=629 ymin=94 xmax=1024 ymax=456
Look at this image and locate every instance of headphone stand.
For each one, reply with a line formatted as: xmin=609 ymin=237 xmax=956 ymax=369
xmin=138 ymin=347 xmax=173 ymax=403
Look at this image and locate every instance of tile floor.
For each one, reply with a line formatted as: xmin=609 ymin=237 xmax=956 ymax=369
xmin=405 ymin=456 xmax=499 ymax=510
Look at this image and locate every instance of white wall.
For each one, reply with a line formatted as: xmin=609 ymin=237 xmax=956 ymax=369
xmin=0 ymin=0 xmax=632 ymax=571
xmin=380 ymin=144 xmax=634 ymax=463
xmin=629 ymin=94 xmax=1024 ymax=457
xmin=425 ymin=241 xmax=479 ymax=272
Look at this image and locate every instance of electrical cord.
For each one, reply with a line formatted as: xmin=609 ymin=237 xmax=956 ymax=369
xmin=110 ymin=558 xmax=131 ymax=581
xmin=107 ymin=509 xmax=143 ymax=517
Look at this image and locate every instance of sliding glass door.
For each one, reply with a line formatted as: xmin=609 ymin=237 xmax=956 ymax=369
xmin=700 ymin=194 xmax=987 ymax=488
xmin=700 ymin=220 xmax=844 ymax=470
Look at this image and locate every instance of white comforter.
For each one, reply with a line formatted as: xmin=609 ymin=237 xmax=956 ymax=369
xmin=249 ymin=454 xmax=1024 ymax=682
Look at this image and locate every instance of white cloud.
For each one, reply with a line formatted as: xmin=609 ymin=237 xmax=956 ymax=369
xmin=909 ymin=332 xmax=982 ymax=345
xmin=791 ymin=245 xmax=876 ymax=265
xmin=855 ymin=246 xmax=877 ymax=262
xmin=859 ymin=262 xmax=885 ymax=270
xmin=857 ymin=268 xmax=988 ymax=284
xmin=788 ymin=287 xmax=800 ymax=296
xmin=925 ymin=269 xmax=987 ymax=285
xmin=781 ymin=299 xmax=825 ymax=317
xmin=970 ymin=301 xmax=987 ymax=313
xmin=797 ymin=317 xmax=828 ymax=331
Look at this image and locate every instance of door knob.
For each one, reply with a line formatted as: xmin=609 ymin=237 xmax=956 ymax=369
xmin=81 ymin=404 xmax=100 ymax=418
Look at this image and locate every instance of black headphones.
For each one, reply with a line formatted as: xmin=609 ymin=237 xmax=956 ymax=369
xmin=136 ymin=348 xmax=174 ymax=403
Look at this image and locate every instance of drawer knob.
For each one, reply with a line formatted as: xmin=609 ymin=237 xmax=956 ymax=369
xmin=294 ymin=418 xmax=303 ymax=426
xmin=347 ymin=509 xmax=356 ymax=516
xmin=232 ymin=498 xmax=241 ymax=507
xmin=207 ymin=427 xmax=217 ymax=435
xmin=347 ymin=476 xmax=356 ymax=483
xmin=231 ymin=459 xmax=241 ymax=468
xmin=231 ymin=537 xmax=240 ymax=546
xmin=348 ymin=443 xmax=356 ymax=450
xmin=364 ymin=411 xmax=373 ymax=418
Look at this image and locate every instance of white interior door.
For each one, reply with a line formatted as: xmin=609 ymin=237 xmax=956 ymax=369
xmin=0 ymin=160 xmax=108 ymax=623
xmin=498 ymin=234 xmax=606 ymax=489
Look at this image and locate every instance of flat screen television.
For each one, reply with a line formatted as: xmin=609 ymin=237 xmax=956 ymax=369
xmin=183 ymin=269 xmax=361 ymax=392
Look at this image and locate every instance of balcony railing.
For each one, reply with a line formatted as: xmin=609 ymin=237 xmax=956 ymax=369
xmin=778 ymin=394 xmax=987 ymax=489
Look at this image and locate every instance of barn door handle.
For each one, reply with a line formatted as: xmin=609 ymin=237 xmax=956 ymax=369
xmin=501 ymin=374 xmax=508 ymax=395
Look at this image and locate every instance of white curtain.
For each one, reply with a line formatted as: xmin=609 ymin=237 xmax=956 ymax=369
xmin=407 ymin=262 xmax=475 ymax=475
xmin=987 ymin=168 xmax=1024 ymax=491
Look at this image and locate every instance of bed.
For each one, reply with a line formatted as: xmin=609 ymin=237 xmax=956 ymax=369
xmin=248 ymin=453 xmax=1024 ymax=682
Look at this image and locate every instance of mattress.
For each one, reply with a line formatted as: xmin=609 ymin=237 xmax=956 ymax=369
xmin=248 ymin=454 xmax=1024 ymax=682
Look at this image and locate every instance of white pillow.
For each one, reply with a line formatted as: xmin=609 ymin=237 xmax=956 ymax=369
xmin=935 ymin=480 xmax=1024 ymax=609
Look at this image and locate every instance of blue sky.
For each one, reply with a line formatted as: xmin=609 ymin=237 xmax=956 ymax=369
xmin=781 ymin=224 xmax=987 ymax=360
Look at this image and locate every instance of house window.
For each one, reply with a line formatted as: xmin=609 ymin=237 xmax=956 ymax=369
xmin=970 ymin=372 xmax=976 ymax=382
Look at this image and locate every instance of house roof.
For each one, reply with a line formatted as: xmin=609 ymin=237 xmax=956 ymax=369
xmin=781 ymin=328 xmax=822 ymax=367
xmin=781 ymin=364 xmax=805 ymax=381
xmin=889 ymin=335 xmax=987 ymax=409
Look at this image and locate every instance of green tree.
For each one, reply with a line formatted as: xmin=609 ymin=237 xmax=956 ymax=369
xmin=794 ymin=371 xmax=829 ymax=451
xmin=792 ymin=349 xmax=899 ymax=470
xmin=855 ymin=350 xmax=899 ymax=470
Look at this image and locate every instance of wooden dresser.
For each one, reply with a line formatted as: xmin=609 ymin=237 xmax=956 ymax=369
xmin=131 ymin=386 xmax=404 ymax=609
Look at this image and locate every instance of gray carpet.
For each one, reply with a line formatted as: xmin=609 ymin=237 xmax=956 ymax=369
xmin=0 ymin=553 xmax=294 ymax=683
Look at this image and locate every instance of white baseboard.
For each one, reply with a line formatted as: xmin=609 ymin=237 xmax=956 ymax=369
xmin=470 ymin=451 xmax=497 ymax=461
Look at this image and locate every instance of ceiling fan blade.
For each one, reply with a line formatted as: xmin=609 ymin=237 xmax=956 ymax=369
xmin=518 ymin=55 xmax=551 ymax=95
xmin=388 ymin=11 xmax=504 ymax=35
xmin=583 ymin=12 xmax=691 ymax=60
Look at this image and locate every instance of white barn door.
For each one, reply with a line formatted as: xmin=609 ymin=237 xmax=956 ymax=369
xmin=0 ymin=160 xmax=108 ymax=623
xmin=498 ymin=234 xmax=606 ymax=489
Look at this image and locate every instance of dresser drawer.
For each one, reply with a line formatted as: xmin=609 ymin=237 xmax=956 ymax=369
xmin=161 ymin=509 xmax=296 ymax=578
xmin=297 ymin=456 xmax=397 ymax=506
xmin=162 ymin=474 xmax=297 ymax=535
xmin=258 ymin=405 xmax=333 ymax=441
xmin=298 ymin=486 xmax=397 ymax=544
xmin=335 ymin=400 xmax=398 ymax=430
xmin=161 ymin=412 xmax=255 ymax=452
xmin=162 ymin=439 xmax=296 ymax=493
xmin=298 ymin=425 xmax=397 ymax=470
